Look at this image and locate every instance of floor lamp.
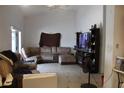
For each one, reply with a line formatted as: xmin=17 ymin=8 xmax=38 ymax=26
xmin=80 ymin=53 xmax=97 ymax=88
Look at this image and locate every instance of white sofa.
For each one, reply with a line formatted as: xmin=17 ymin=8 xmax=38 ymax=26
xmin=22 ymin=73 xmax=57 ymax=88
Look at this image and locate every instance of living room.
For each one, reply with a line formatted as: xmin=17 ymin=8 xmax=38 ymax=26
xmin=0 ymin=5 xmax=124 ymax=88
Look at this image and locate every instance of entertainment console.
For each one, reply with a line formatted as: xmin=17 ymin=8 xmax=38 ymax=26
xmin=75 ymin=24 xmax=100 ymax=73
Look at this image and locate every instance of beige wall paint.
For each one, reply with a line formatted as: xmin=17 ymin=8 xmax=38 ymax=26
xmin=114 ymin=6 xmax=124 ymax=58
xmin=0 ymin=6 xmax=23 ymax=51
xmin=112 ymin=6 xmax=124 ymax=87
xmin=103 ymin=5 xmax=124 ymax=88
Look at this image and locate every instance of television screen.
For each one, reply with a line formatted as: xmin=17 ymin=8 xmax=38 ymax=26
xmin=79 ymin=32 xmax=91 ymax=50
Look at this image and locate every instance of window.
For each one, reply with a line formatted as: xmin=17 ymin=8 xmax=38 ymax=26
xmin=11 ymin=26 xmax=21 ymax=53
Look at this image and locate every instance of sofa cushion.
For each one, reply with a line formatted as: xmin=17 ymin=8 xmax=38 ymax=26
xmin=59 ymin=54 xmax=76 ymax=64
xmin=40 ymin=46 xmax=52 ymax=53
xmin=40 ymin=53 xmax=54 ymax=61
xmin=28 ymin=47 xmax=40 ymax=56
xmin=51 ymin=47 xmax=57 ymax=54
xmin=57 ymin=47 xmax=71 ymax=54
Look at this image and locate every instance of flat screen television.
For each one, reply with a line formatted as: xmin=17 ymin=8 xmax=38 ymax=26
xmin=79 ymin=32 xmax=91 ymax=51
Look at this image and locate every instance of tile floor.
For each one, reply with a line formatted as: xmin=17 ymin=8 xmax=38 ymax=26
xmin=37 ymin=63 xmax=103 ymax=88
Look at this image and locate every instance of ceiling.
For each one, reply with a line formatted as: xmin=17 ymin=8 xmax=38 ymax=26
xmin=21 ymin=5 xmax=82 ymax=16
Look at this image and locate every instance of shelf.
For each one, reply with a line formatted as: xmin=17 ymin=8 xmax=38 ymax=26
xmin=76 ymin=24 xmax=100 ymax=73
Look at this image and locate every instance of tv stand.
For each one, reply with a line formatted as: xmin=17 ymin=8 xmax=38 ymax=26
xmin=75 ymin=24 xmax=100 ymax=73
xmin=75 ymin=48 xmax=91 ymax=73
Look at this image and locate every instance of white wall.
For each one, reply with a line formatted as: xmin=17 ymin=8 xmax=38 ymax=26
xmin=103 ymin=5 xmax=115 ymax=88
xmin=0 ymin=6 xmax=23 ymax=51
xmin=76 ymin=5 xmax=103 ymax=32
xmin=23 ymin=10 xmax=77 ymax=47
xmin=76 ymin=5 xmax=104 ymax=73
